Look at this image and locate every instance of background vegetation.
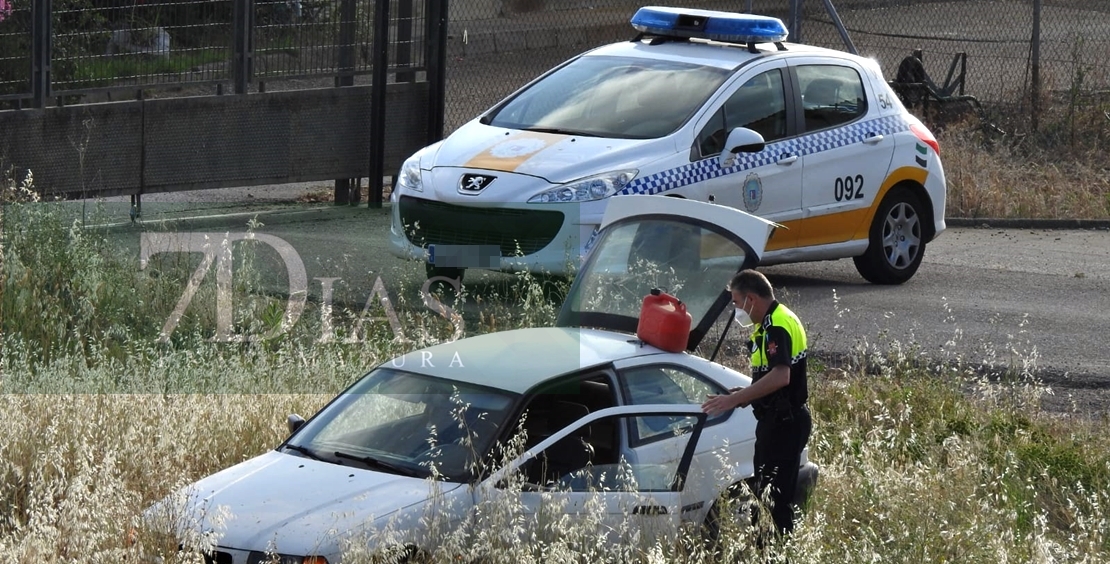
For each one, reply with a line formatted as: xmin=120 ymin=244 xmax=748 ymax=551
xmin=3 ymin=159 xmax=1110 ymax=562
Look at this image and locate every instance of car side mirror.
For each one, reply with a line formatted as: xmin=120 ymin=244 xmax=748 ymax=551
xmin=718 ymin=127 xmax=766 ymax=169
xmin=287 ymin=414 xmax=306 ymax=434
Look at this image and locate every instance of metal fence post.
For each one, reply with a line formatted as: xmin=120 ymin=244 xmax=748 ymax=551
xmin=821 ymin=0 xmax=857 ymax=55
xmin=337 ymin=0 xmax=357 ymax=87
xmin=31 ymin=0 xmax=51 ymax=108
xmin=425 ymin=0 xmax=447 ymax=145
xmin=333 ymin=0 xmax=359 ymax=204
xmin=232 ymin=0 xmax=255 ymax=95
xmin=1031 ymin=0 xmax=1042 ymax=132
xmin=396 ymin=0 xmax=415 ymax=83
xmin=367 ymin=0 xmax=391 ymax=209
xmin=789 ymin=0 xmax=804 ymax=44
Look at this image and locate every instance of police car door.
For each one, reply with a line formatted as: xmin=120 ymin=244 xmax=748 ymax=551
xmin=689 ymin=63 xmax=802 ymax=251
xmin=790 ymin=58 xmax=897 ymax=248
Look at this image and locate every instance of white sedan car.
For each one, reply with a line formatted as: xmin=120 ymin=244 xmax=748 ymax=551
xmin=389 ymin=6 xmax=946 ymax=285
xmin=147 ymin=196 xmax=818 ymax=564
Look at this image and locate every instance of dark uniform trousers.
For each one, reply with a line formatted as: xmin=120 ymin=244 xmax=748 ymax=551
xmin=751 ymin=403 xmax=812 ymax=536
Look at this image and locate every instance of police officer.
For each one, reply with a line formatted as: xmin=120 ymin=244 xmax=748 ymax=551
xmin=702 ymin=269 xmax=812 ymax=538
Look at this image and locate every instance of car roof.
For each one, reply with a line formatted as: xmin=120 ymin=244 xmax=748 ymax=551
xmin=583 ymin=37 xmax=864 ymax=71
xmin=383 ymin=327 xmax=669 ymax=394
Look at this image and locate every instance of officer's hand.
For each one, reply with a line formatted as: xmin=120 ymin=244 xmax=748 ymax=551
xmin=702 ymin=392 xmax=738 ymax=416
xmin=727 ymin=387 xmax=748 ymax=408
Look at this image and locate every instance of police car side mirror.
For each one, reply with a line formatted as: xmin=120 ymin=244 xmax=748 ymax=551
xmin=718 ymin=127 xmax=766 ymax=169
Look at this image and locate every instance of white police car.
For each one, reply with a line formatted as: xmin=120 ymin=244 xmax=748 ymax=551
xmin=389 ymin=6 xmax=946 ymax=285
xmin=144 ymin=196 xmax=818 ymax=563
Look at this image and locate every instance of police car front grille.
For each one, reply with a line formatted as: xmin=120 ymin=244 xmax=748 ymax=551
xmin=398 ymin=196 xmax=565 ymax=256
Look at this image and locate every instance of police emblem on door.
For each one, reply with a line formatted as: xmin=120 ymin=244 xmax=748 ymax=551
xmin=459 ymin=173 xmax=496 ymax=194
xmin=742 ymin=172 xmax=762 ymax=212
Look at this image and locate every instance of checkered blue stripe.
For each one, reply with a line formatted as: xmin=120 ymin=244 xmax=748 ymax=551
xmin=617 ymin=115 xmax=909 ymax=196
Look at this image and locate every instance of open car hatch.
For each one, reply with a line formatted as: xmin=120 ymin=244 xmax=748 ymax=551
xmin=556 ymin=195 xmax=777 ymax=351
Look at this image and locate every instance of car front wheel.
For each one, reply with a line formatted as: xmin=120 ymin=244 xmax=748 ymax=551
xmin=853 ymin=186 xmax=926 ymax=284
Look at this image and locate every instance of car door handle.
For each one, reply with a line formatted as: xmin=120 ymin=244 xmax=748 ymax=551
xmin=776 ymin=154 xmax=798 ymax=165
xmin=633 ymin=505 xmax=669 ymax=515
xmin=863 ymin=134 xmax=884 ymax=144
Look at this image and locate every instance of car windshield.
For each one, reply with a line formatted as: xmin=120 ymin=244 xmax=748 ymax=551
xmin=487 ymin=55 xmax=731 ymax=139
xmin=286 ymin=368 xmax=516 ymax=482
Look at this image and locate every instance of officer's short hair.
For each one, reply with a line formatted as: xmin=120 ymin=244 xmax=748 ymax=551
xmin=730 ymin=269 xmax=774 ymax=299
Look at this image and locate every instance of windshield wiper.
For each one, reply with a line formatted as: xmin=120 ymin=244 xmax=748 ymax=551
xmin=522 ymin=126 xmax=601 ymax=138
xmin=333 ymin=450 xmax=421 ymax=477
xmin=283 ymin=444 xmax=326 ymax=462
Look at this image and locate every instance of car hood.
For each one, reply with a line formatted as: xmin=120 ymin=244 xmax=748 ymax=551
xmin=150 ymin=450 xmax=461 ymax=555
xmin=426 ymin=121 xmax=669 ymax=184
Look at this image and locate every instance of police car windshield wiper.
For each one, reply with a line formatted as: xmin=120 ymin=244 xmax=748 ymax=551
xmin=333 ymin=450 xmax=421 ymax=477
xmin=522 ymin=126 xmax=601 ymax=137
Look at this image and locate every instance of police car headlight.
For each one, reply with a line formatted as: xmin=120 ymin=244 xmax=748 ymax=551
xmin=395 ymin=157 xmax=424 ymax=193
xmin=527 ymin=170 xmax=638 ymax=203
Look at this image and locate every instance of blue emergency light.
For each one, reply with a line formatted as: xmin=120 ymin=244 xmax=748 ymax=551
xmin=630 ymin=6 xmax=789 ymax=45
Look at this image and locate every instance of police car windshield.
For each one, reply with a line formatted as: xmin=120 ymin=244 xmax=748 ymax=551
xmin=487 ymin=56 xmax=730 ymax=139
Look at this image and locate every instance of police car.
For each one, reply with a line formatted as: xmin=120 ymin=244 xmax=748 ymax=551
xmin=388 ymin=6 xmax=946 ymax=285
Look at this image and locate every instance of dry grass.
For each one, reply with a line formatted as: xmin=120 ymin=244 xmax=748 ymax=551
xmin=933 ymin=89 xmax=1110 ymax=220
xmin=940 ymin=120 xmax=1110 ymax=220
xmin=1 ymin=347 xmax=1108 ymax=563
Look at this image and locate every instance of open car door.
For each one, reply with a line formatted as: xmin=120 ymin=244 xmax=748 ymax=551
xmin=477 ymin=405 xmax=708 ymax=547
xmin=558 ymin=195 xmax=778 ymax=351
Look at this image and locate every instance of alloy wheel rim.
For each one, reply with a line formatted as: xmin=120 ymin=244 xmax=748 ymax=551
xmin=881 ymin=202 xmax=921 ymax=269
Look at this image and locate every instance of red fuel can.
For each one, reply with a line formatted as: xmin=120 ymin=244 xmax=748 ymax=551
xmin=636 ymin=289 xmax=692 ymax=353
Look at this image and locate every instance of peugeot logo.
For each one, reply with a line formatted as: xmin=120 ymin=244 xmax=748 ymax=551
xmin=459 ymin=173 xmax=496 ymax=194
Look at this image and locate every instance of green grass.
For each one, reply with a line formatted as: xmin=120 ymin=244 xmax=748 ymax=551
xmin=66 ymin=48 xmax=229 ymax=87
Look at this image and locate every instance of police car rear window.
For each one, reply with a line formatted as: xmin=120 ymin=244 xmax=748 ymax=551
xmin=488 ymin=56 xmax=731 ymax=139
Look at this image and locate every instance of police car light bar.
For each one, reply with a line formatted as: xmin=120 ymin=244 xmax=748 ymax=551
xmin=630 ymin=6 xmax=789 ymax=46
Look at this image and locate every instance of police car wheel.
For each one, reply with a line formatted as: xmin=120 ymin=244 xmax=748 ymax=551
xmin=853 ymin=186 xmax=925 ymax=285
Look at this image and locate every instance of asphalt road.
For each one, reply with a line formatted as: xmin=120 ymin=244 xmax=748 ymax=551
xmin=757 ymin=226 xmax=1110 ymax=413
xmin=99 ymin=199 xmax=1110 ymax=413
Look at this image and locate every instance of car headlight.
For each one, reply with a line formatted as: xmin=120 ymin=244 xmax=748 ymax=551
xmin=527 ymin=170 xmax=637 ymax=203
xmin=395 ymin=157 xmax=424 ymax=193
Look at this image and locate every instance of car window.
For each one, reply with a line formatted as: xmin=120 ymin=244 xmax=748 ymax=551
xmin=696 ymin=68 xmax=787 ymax=158
xmin=488 ymin=55 xmax=730 ymax=139
xmin=516 ymin=412 xmax=701 ymax=492
xmin=797 ymin=64 xmax=867 ymax=131
xmin=621 ymin=365 xmax=727 ymax=445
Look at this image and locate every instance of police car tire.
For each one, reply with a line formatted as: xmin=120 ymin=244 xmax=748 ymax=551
xmin=853 ymin=185 xmax=925 ymax=285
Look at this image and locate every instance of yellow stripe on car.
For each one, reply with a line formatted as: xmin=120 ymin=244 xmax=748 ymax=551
xmin=764 ymin=167 xmax=929 ymax=251
xmin=463 ymin=131 xmax=568 ymax=172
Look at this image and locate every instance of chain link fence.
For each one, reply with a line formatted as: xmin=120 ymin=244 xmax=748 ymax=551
xmin=2 ymin=0 xmax=1106 ymax=153
xmin=441 ymin=0 xmax=1110 ymax=149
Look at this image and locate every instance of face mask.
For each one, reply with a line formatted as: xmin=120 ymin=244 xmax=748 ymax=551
xmin=734 ymin=297 xmax=754 ymax=329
